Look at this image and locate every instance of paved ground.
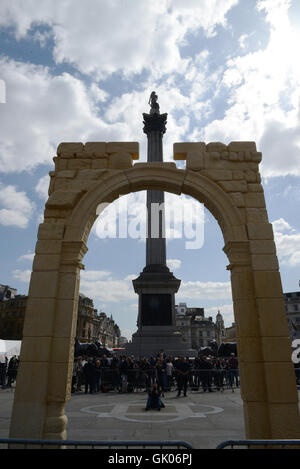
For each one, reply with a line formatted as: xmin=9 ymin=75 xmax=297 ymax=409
xmin=0 ymin=386 xmax=245 ymax=449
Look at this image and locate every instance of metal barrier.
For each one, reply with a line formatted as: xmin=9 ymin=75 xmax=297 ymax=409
xmin=0 ymin=438 xmax=193 ymax=449
xmin=216 ymin=439 xmax=300 ymax=449
xmin=76 ymin=367 xmax=240 ymax=393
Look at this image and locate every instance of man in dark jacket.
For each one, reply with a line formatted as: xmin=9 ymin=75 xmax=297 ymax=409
xmin=175 ymin=356 xmax=190 ymax=397
xmin=83 ymin=359 xmax=95 ymax=394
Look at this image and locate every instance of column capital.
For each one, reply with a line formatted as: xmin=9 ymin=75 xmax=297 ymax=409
xmin=60 ymin=241 xmax=88 ymax=270
xmin=223 ymin=240 xmax=251 ymax=270
xmin=143 ymin=113 xmax=168 ymax=134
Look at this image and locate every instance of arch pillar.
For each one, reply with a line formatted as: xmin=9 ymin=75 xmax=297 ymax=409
xmin=225 ymin=240 xmax=300 ymax=438
xmin=9 ymin=228 xmax=86 ymax=440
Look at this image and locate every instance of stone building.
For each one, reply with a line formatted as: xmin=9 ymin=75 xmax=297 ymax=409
xmin=0 ymin=294 xmax=27 ymax=340
xmin=0 ymin=284 xmax=18 ymax=301
xmin=93 ymin=312 xmax=121 ymax=348
xmin=76 ymin=293 xmax=97 ymax=342
xmin=175 ymin=303 xmax=225 ymax=350
xmin=284 ymin=291 xmax=300 ymax=341
xmin=0 ymin=288 xmax=121 ymax=347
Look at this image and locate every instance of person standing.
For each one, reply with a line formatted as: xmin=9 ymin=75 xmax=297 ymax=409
xmin=83 ymin=358 xmax=95 ymax=394
xmin=175 ymin=356 xmax=190 ymax=397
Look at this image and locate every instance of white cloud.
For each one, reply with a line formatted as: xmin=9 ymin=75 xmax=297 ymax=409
xmin=80 ymin=270 xmax=136 ymax=303
xmin=18 ymin=253 xmax=34 ymax=262
xmin=273 ymin=218 xmax=300 ymax=267
xmin=12 ymin=269 xmax=31 ymax=283
xmin=272 ymin=218 xmax=294 ymax=233
xmin=0 ymin=182 xmax=35 ymax=228
xmin=0 ymin=58 xmax=121 ymax=173
xmin=0 ymin=0 xmax=238 ymax=78
xmin=198 ymin=0 xmax=300 ymax=178
xmin=167 ymin=259 xmax=181 ymax=271
xmin=177 ymin=281 xmax=232 ymax=301
xmin=35 ymin=175 xmax=50 ymax=201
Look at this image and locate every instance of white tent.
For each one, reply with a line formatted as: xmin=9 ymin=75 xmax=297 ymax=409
xmin=0 ymin=339 xmax=21 ymax=359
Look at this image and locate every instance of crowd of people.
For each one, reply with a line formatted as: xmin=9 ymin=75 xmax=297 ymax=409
xmin=0 ymin=355 xmax=19 ymax=389
xmin=71 ymin=352 xmax=240 ymax=397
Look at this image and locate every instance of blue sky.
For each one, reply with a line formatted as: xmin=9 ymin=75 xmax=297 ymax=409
xmin=0 ymin=0 xmax=300 ymax=340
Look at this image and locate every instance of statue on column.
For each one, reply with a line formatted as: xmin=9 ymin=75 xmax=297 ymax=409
xmin=149 ymin=91 xmax=160 ymax=115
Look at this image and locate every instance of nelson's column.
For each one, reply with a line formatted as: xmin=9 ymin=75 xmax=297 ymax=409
xmin=126 ymin=92 xmax=192 ymax=357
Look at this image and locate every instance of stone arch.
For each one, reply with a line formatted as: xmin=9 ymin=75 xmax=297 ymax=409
xmin=64 ymin=164 xmax=245 ymax=246
xmin=9 ymin=141 xmax=300 ymax=442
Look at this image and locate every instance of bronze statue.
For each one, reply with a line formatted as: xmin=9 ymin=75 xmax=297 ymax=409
xmin=149 ymin=91 xmax=160 ymax=115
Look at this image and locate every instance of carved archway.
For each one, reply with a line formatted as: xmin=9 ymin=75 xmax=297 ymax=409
xmin=9 ymin=141 xmax=300 ymax=441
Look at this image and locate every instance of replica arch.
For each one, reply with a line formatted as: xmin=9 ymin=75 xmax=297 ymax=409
xmin=9 ymin=141 xmax=300 ymax=441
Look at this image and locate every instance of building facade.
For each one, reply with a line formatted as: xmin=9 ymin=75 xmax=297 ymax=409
xmin=175 ymin=303 xmax=225 ymax=350
xmin=0 ymin=287 xmax=121 ymax=347
xmin=284 ymin=291 xmax=300 ymax=341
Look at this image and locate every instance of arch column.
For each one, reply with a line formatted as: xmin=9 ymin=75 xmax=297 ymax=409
xmin=225 ymin=240 xmax=300 ymax=438
xmin=9 ymin=224 xmax=86 ymax=440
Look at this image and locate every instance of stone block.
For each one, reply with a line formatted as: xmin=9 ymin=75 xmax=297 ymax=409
xmin=239 ymin=362 xmax=267 ymax=402
xmin=219 ymin=180 xmax=247 ymax=193
xmin=257 ymin=298 xmax=290 ymax=337
xmin=209 ymin=151 xmax=221 ymax=160
xmin=186 ymin=152 xmax=205 ymax=170
xmin=47 ymin=362 xmax=73 ymax=401
xmin=57 ymin=142 xmax=84 ymax=158
xmin=77 ymin=169 xmax=109 ymax=179
xmin=243 ymin=402 xmax=271 ymax=438
xmin=253 ymin=271 xmax=283 ymax=298
xmin=83 ymin=142 xmax=106 ymax=157
xmin=91 ymin=159 xmax=108 ymax=169
xmin=228 ymin=141 xmax=257 ymax=152
xmin=53 ymin=299 xmax=78 ymax=338
xmin=247 ymin=222 xmax=274 ymax=240
xmin=231 ymin=271 xmax=255 ymax=300
xmin=53 ymin=157 xmax=68 ymax=171
xmin=251 ymin=254 xmax=279 ymax=271
xmin=238 ymin=336 xmax=263 ymax=362
xmin=28 ymin=271 xmax=59 ymax=298
xmin=57 ymin=272 xmax=79 ymax=300
xmin=244 ymin=170 xmax=257 ymax=183
xmin=20 ymin=337 xmax=53 ymax=362
xmin=201 ymin=169 xmax=233 ymax=181
xmin=229 ymin=152 xmax=238 ymax=161
xmin=252 ymin=152 xmax=262 ymax=163
xmin=229 ymin=192 xmax=245 ymax=208
xmin=249 ymin=240 xmax=276 ymax=255
xmin=35 ymin=240 xmax=62 ymax=255
xmin=233 ymin=299 xmax=260 ymax=337
xmin=55 ymin=170 xmax=76 ymax=179
xmin=106 ymin=142 xmax=139 ymax=159
xmin=268 ymin=404 xmax=300 ymax=438
xmin=173 ymin=142 xmax=206 ymax=160
xmin=247 ymin=183 xmax=263 ymax=192
xmin=67 ymin=159 xmax=91 ymax=170
xmin=12 ymin=362 xmax=49 ymax=403
xmin=246 ymin=208 xmax=269 ymax=223
xmin=108 ymin=152 xmax=133 ymax=169
xmin=51 ymin=337 xmax=75 ymax=363
xmin=37 ymin=223 xmax=65 ymax=240
xmin=33 ymin=254 xmax=61 ymax=271
xmin=261 ymin=337 xmax=293 ymax=362
xmin=22 ymin=298 xmax=56 ymax=337
xmin=264 ymin=363 xmax=299 ymax=403
xmin=232 ymin=170 xmax=244 ymax=180
xmin=206 ymin=142 xmax=227 ymax=152
xmin=46 ymin=190 xmax=85 ymax=209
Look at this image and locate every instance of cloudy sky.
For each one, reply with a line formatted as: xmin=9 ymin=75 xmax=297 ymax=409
xmin=1 ymin=0 xmax=300 ymax=340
